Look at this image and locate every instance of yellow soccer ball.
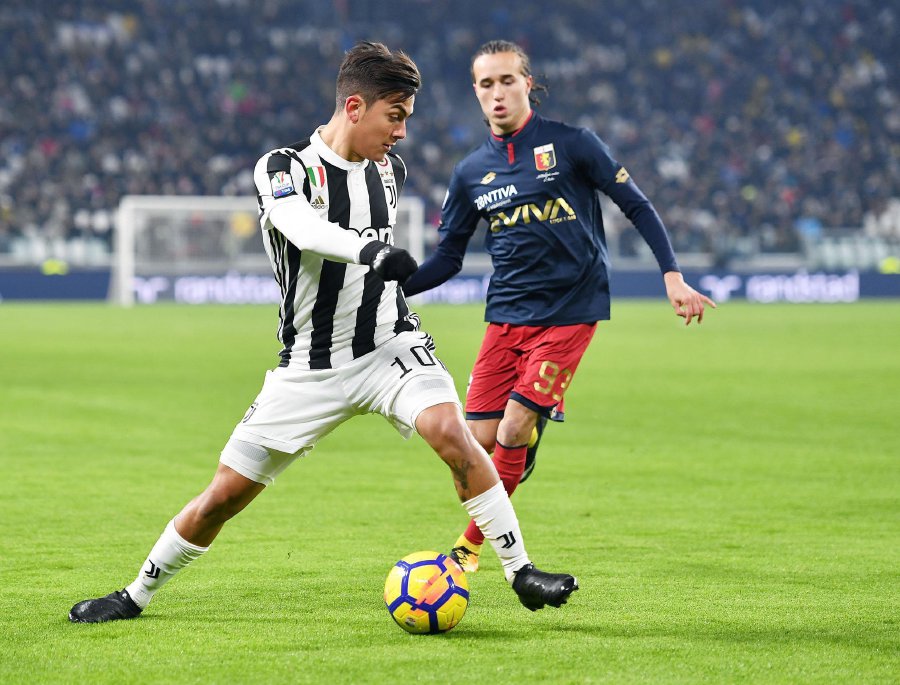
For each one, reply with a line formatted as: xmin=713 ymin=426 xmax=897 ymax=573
xmin=384 ymin=551 xmax=469 ymax=634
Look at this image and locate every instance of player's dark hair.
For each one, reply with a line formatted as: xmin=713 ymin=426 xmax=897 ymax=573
xmin=471 ymin=40 xmax=548 ymax=106
xmin=335 ymin=41 xmax=420 ymax=110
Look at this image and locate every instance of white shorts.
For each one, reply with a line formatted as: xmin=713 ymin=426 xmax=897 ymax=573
xmin=221 ymin=331 xmax=460 ymax=485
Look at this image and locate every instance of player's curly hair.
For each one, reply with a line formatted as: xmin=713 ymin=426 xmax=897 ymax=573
xmin=471 ymin=40 xmax=549 ymax=107
xmin=336 ymin=41 xmax=420 ymax=110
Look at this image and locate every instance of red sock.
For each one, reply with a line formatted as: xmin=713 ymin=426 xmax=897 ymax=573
xmin=463 ymin=441 xmax=528 ymax=547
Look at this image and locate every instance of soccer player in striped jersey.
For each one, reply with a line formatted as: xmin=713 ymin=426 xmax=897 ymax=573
xmin=69 ymin=41 xmax=577 ymax=624
xmin=404 ymin=40 xmax=716 ymax=573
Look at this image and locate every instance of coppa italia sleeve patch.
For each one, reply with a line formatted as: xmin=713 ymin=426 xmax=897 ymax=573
xmin=266 ymin=152 xmax=297 ymax=198
xmin=270 ymin=171 xmax=295 ymax=197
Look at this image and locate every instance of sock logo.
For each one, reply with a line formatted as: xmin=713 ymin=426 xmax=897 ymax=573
xmin=144 ymin=560 xmax=161 ymax=579
xmin=498 ymin=532 xmax=517 ymax=549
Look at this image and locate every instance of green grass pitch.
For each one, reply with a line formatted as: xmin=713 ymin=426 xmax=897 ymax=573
xmin=0 ymin=301 xmax=897 ymax=684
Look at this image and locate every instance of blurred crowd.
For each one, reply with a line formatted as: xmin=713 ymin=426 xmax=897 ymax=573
xmin=0 ymin=0 xmax=897 ymax=263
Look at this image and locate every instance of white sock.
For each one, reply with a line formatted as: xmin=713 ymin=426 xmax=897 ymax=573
xmin=125 ymin=519 xmax=209 ymax=609
xmin=462 ymin=481 xmax=530 ymax=583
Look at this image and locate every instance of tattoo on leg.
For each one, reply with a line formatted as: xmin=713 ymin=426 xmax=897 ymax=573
xmin=450 ymin=460 xmax=471 ymax=497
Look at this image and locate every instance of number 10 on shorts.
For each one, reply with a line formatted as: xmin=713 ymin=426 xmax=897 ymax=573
xmin=390 ymin=345 xmax=445 ymax=378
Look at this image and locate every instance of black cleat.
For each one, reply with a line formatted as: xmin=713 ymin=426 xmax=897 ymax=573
xmin=512 ymin=564 xmax=578 ymax=611
xmin=520 ymin=415 xmax=548 ymax=483
xmin=68 ymin=589 xmax=142 ymax=623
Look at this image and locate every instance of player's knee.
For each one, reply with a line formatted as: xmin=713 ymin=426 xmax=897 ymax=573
xmin=497 ymin=413 xmax=537 ymax=446
xmin=420 ymin=408 xmax=476 ymax=455
xmin=194 ymin=487 xmax=247 ymax=524
xmin=196 ymin=466 xmax=263 ymax=523
xmin=434 ymin=418 xmax=470 ymax=453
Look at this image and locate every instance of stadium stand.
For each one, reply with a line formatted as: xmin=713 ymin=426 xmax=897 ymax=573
xmin=0 ymin=0 xmax=897 ymax=269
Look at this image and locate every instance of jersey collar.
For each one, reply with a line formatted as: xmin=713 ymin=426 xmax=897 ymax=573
xmin=488 ymin=109 xmax=537 ymax=145
xmin=311 ymin=128 xmax=370 ymax=171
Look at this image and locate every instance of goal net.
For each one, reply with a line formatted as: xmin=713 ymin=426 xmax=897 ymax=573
xmin=112 ymin=195 xmax=425 ymax=305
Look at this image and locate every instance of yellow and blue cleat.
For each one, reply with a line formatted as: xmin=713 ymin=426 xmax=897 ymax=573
xmin=449 ymin=534 xmax=481 ymax=573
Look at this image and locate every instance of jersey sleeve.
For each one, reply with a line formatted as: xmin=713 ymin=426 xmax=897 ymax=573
xmin=254 ymin=151 xmax=304 ymax=230
xmin=253 ymin=150 xmax=374 ymax=264
xmin=574 ymin=129 xmax=679 ymax=274
xmin=403 ymin=165 xmax=481 ymax=296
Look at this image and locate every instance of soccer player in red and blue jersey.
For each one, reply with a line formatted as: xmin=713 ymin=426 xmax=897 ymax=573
xmin=403 ymin=40 xmax=715 ymax=572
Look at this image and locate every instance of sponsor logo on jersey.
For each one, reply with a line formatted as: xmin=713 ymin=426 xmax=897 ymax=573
xmin=310 ymin=195 xmax=327 ymax=210
xmin=489 ymin=197 xmax=576 ymax=232
xmin=307 ymin=166 xmax=326 ymax=188
xmin=270 ymin=171 xmax=294 ymax=198
xmin=475 ymin=184 xmax=518 ymax=211
xmin=481 ymin=171 xmax=496 ymax=184
xmin=533 ymin=144 xmax=556 ymax=171
xmin=347 ymin=225 xmax=393 ymax=242
xmin=615 ymin=167 xmax=630 ymax=183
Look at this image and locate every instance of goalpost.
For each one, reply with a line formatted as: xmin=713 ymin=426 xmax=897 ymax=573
xmin=112 ymin=195 xmax=426 ymax=306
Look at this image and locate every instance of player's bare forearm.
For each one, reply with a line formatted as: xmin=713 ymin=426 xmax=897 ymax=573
xmin=664 ymin=271 xmax=717 ymax=325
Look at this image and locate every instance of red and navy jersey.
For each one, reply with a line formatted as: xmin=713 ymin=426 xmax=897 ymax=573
xmin=404 ymin=111 xmax=679 ymax=324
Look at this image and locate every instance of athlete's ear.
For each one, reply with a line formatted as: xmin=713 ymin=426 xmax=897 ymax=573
xmin=345 ymin=95 xmax=365 ymax=124
xmin=525 ymin=74 xmax=533 ymax=95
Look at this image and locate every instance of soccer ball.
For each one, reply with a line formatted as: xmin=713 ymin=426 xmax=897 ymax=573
xmin=384 ymin=551 xmax=469 ymax=634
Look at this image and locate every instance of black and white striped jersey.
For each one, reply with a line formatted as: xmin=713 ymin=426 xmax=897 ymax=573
xmin=253 ymin=129 xmax=419 ymax=370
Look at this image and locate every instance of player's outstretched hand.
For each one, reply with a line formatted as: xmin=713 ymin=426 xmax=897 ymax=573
xmin=360 ymin=241 xmax=419 ymax=285
xmin=663 ymin=271 xmax=716 ymax=325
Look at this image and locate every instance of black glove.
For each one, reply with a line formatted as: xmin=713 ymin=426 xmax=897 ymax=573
xmin=360 ymin=240 xmax=418 ymax=285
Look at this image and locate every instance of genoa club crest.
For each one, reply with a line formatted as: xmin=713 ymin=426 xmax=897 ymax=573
xmin=533 ymin=144 xmax=556 ymax=171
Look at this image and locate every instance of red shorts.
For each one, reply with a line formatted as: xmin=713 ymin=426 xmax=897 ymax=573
xmin=465 ymin=322 xmax=597 ymax=421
